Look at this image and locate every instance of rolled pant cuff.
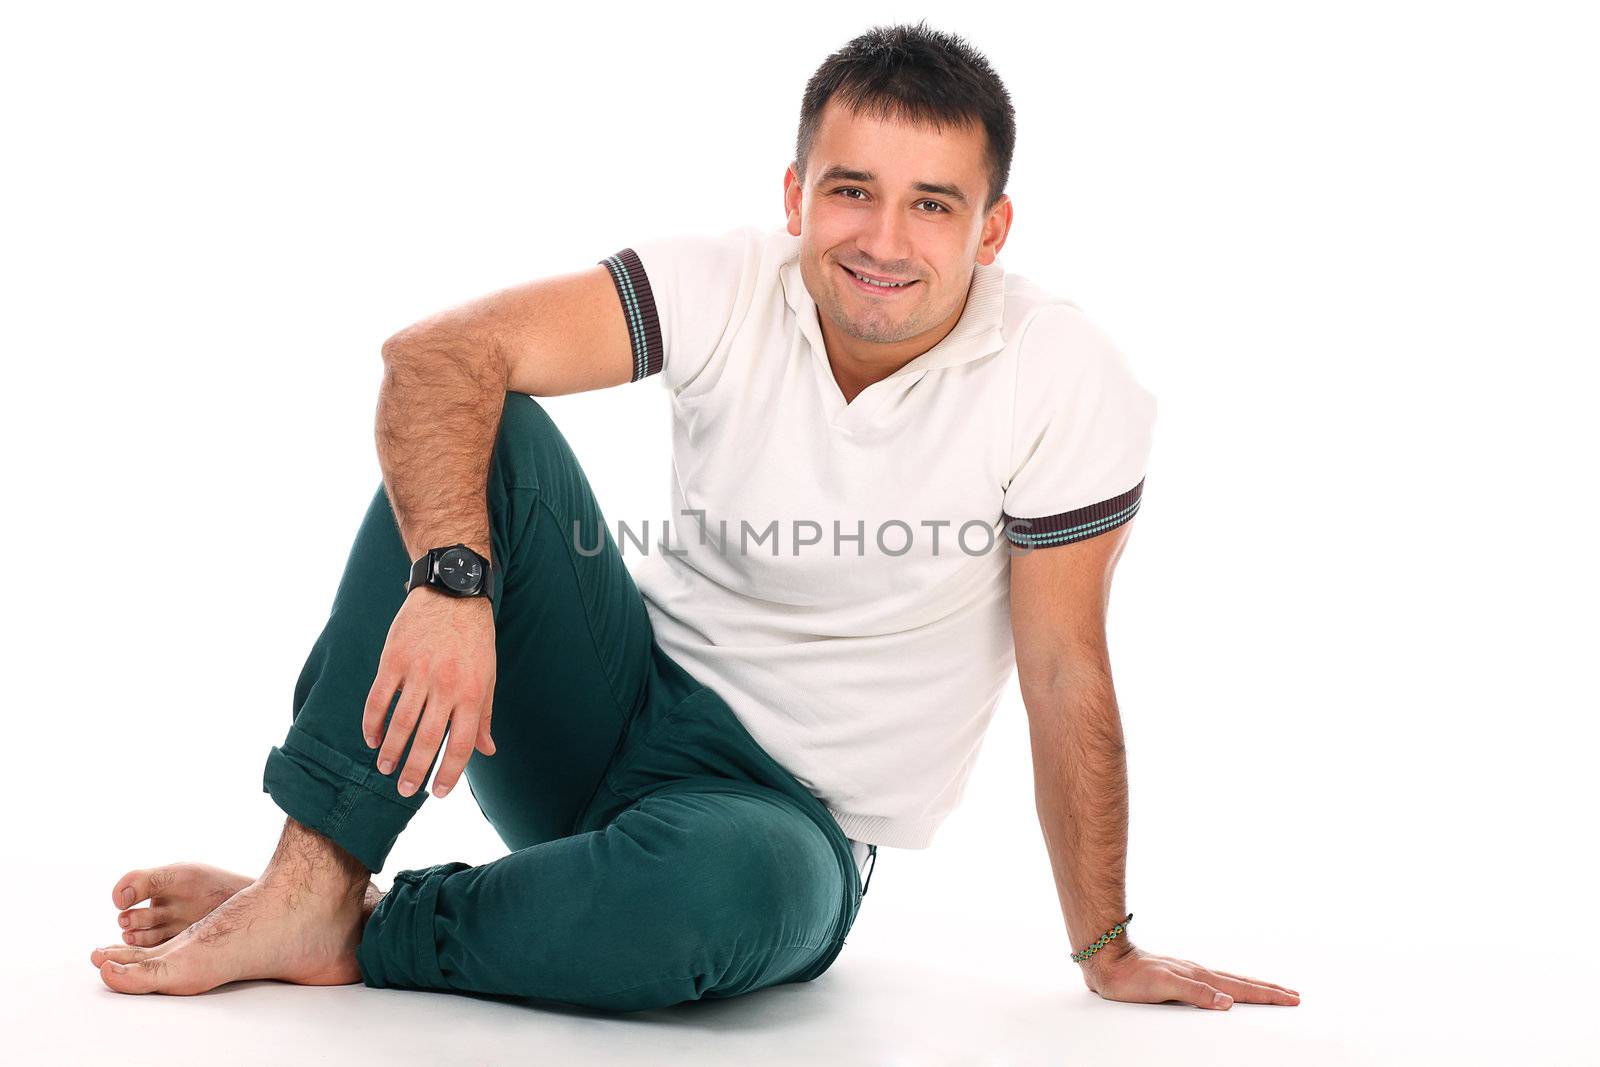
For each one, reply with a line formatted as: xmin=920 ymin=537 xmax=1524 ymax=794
xmin=261 ymin=723 xmax=425 ymax=874
xmin=355 ymin=861 xmax=470 ymax=989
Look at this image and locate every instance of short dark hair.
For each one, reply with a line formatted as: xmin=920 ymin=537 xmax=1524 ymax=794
xmin=793 ymin=20 xmax=1016 ymax=214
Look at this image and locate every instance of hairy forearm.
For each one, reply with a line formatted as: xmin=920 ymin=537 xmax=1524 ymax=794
xmin=1025 ymin=661 xmax=1133 ymax=962
xmin=376 ymin=330 xmax=508 ymax=564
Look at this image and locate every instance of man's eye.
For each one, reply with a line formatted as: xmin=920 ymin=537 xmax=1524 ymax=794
xmin=833 ymin=188 xmax=946 ymax=213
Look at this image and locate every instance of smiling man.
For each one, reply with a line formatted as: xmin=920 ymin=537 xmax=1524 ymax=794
xmin=91 ymin=21 xmax=1299 ymax=1014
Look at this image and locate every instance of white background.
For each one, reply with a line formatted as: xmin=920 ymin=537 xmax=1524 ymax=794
xmin=5 ymin=2 xmax=1596 ymax=1064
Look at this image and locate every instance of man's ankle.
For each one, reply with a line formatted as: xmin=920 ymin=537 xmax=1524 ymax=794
xmin=361 ymin=882 xmax=386 ymax=924
xmin=261 ymin=818 xmax=372 ymax=899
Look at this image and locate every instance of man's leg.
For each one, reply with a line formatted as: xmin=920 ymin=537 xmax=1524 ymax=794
xmin=92 ymin=392 xmax=656 ymax=993
xmin=263 ymin=391 xmax=655 ymax=869
xmin=103 ymin=862 xmax=388 ymax=951
xmin=341 ymin=673 xmax=861 ymax=1011
xmin=358 ymin=785 xmax=852 ymax=1012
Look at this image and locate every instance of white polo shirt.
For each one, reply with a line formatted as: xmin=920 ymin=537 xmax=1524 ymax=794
xmin=598 ymin=224 xmax=1155 ymax=850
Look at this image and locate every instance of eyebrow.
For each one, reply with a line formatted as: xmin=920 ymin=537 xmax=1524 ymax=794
xmin=816 ymin=165 xmax=970 ymax=210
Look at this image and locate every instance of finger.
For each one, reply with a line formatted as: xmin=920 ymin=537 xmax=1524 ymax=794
xmin=433 ymin=716 xmax=480 ymax=798
xmin=376 ymin=677 xmax=427 ymax=776
xmin=475 ymin=698 xmax=496 ymax=756
xmin=1209 ymin=966 xmax=1299 ymax=1004
xmin=362 ymin=660 xmax=404 ymax=749
xmin=396 ymin=699 xmax=453 ymax=798
xmin=1205 ymin=970 xmax=1300 ymax=1005
xmin=1166 ymin=974 xmax=1232 ymax=1010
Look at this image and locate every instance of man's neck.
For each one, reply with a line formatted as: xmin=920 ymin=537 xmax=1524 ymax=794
xmin=816 ymin=290 xmax=971 ymax=406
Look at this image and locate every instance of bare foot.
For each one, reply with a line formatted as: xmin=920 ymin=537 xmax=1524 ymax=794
xmin=102 ymin=862 xmax=385 ymax=949
xmin=106 ymin=863 xmax=253 ymax=948
xmin=91 ymin=820 xmax=388 ymax=995
xmin=89 ymin=865 xmax=383 ymax=995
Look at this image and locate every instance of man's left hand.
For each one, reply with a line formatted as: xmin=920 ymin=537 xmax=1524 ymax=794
xmin=1080 ymin=942 xmax=1300 ymax=1010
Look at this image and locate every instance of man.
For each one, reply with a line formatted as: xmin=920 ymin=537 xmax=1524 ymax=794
xmin=91 ymin=22 xmax=1299 ymax=1012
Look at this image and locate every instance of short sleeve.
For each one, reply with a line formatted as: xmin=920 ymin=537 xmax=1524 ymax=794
xmin=597 ymin=226 xmax=761 ymax=395
xmin=1001 ymin=303 xmax=1157 ymax=550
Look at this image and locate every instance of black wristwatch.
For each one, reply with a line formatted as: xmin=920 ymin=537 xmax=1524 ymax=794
xmin=406 ymin=543 xmax=495 ymax=604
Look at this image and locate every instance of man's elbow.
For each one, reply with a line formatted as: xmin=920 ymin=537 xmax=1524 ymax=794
xmin=380 ymin=323 xmax=448 ymax=363
xmin=380 ymin=323 xmax=504 ymax=381
xmin=379 ymin=328 xmax=413 ymax=364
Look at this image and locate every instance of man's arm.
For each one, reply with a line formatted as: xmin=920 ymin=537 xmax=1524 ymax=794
xmin=1009 ymin=523 xmax=1301 ymax=1010
xmin=376 ymin=264 xmax=636 ymax=561
xmin=1010 ymin=522 xmax=1135 ymax=971
xmin=361 ymin=264 xmax=637 ymax=803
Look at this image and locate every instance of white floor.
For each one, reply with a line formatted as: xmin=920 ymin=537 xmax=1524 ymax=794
xmin=22 ymin=856 xmax=1594 ymax=1066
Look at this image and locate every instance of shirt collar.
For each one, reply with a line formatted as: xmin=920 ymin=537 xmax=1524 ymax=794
xmin=776 ymin=230 xmax=1008 ymax=379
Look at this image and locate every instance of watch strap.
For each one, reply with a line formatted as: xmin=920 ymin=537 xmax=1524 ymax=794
xmin=406 ymin=549 xmax=434 ymax=594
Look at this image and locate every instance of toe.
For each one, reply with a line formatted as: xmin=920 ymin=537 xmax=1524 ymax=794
xmin=100 ymin=956 xmax=164 ymax=994
xmin=124 ymin=926 xmax=178 ymax=947
xmin=122 ymin=905 xmax=169 ymax=931
xmin=113 ymin=865 xmax=181 ymax=911
xmin=91 ymin=943 xmax=156 ymax=967
xmin=99 ymin=948 xmax=216 ymax=996
xmin=113 ymin=870 xmax=148 ymax=910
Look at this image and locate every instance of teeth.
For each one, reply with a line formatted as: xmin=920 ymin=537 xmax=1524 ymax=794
xmin=850 ymin=268 xmax=910 ymax=288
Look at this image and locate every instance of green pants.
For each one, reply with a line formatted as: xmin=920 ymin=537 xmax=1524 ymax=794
xmin=261 ymin=392 xmax=865 ymax=1012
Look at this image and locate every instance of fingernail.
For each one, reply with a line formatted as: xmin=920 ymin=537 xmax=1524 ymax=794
xmin=399 ymin=779 xmax=415 ymax=795
xmin=1214 ymin=993 xmax=1232 ymax=1008
xmin=109 ymin=962 xmax=127 ymax=973
xmin=378 ymin=759 xmax=394 ymax=775
xmin=436 ymin=783 xmax=450 ymax=797
xmin=364 ymin=734 xmax=375 ymax=748
xmin=119 ymin=915 xmax=130 ymax=928
xmin=120 ymin=888 xmax=134 ymax=907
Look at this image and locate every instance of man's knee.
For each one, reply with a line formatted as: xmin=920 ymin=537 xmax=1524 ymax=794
xmin=620 ymin=794 xmax=841 ymax=932
xmin=491 ymin=392 xmax=557 ymax=494
xmin=494 ymin=391 xmax=599 ymax=501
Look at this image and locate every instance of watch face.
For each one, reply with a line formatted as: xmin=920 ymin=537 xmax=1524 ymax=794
xmin=436 ymin=547 xmax=485 ymax=594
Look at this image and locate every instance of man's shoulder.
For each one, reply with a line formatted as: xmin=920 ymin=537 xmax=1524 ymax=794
xmin=1000 ymin=270 xmax=1086 ymax=351
xmin=997 ymin=272 xmax=1144 ymax=402
xmin=671 ymin=223 xmax=797 ymax=311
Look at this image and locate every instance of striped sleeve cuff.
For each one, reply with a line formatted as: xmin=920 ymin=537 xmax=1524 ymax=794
xmin=598 ymin=248 xmax=663 ymax=382
xmin=1001 ymin=478 xmax=1144 ymax=550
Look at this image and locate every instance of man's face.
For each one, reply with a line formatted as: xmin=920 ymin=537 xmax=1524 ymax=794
xmin=784 ymin=99 xmax=1010 ymax=354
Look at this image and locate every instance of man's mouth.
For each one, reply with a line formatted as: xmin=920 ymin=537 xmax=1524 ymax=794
xmin=840 ymin=263 xmax=918 ymax=293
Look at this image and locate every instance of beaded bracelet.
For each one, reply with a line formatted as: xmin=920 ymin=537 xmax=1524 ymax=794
xmin=1071 ymin=912 xmax=1133 ymax=963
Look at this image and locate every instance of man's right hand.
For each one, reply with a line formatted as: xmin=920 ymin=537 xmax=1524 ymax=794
xmin=362 ymin=589 xmax=498 ymax=800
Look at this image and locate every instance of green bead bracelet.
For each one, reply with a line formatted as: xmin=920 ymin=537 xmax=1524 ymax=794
xmin=1072 ymin=912 xmax=1133 ymax=963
